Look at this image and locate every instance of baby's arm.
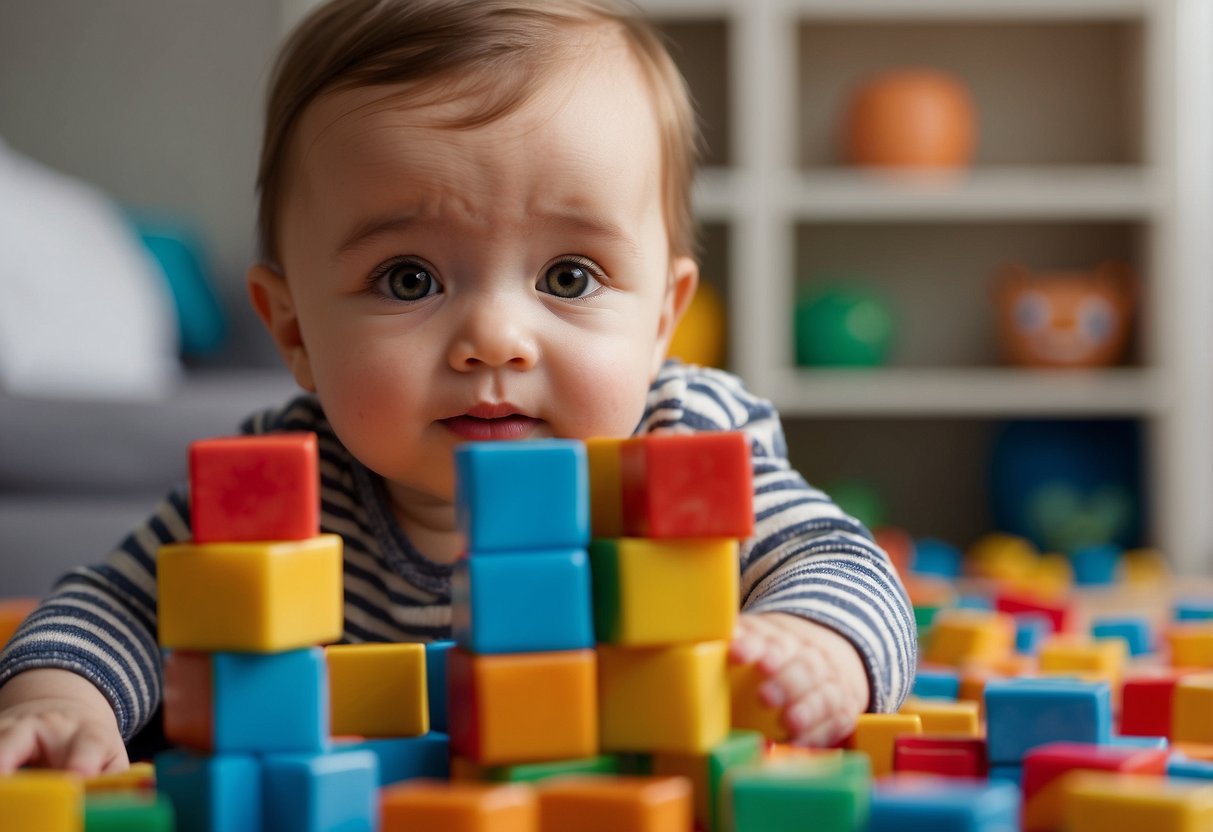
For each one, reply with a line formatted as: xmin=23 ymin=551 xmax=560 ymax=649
xmin=0 ymin=669 xmax=126 ymax=774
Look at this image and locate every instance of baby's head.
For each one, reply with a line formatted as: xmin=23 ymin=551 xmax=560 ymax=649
xmin=248 ymin=0 xmax=702 ymax=504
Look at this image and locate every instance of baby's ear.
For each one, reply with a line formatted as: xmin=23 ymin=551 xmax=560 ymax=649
xmin=246 ymin=264 xmax=316 ymax=392
xmin=651 ymin=255 xmax=700 ymax=376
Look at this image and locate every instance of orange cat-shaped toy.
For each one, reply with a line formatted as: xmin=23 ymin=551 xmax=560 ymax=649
xmin=994 ymin=261 xmax=1136 ymax=368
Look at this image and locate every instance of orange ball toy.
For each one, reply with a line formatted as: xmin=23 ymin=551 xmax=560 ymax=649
xmin=844 ymin=69 xmax=977 ymax=168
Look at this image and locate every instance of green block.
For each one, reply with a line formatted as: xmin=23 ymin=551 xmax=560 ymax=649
xmin=723 ymin=751 xmax=871 ymax=832
xmin=706 ymin=731 xmax=765 ymax=832
xmin=914 ymin=605 xmax=940 ymax=631
xmin=588 ymin=539 xmax=623 ymax=642
xmin=484 ymin=755 xmax=624 ymax=783
xmin=85 ymin=793 xmax=175 ymax=832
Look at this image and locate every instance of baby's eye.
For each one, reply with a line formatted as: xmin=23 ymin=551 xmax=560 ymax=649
xmin=539 ymin=258 xmax=604 ymax=299
xmin=376 ymin=258 xmax=442 ymax=302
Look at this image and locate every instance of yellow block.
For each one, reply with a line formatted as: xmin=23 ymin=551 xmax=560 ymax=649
xmin=84 ymin=762 xmax=155 ymax=793
xmin=157 ymin=535 xmax=343 ymax=651
xmin=924 ymin=610 xmax=1015 ymax=667
xmin=0 ymin=770 xmax=83 ymax=832
xmin=1174 ymin=673 xmax=1213 ymax=744
xmin=728 ymin=660 xmax=788 ymax=741
xmin=1167 ymin=625 xmax=1213 ymax=668
xmin=586 ymin=438 xmax=624 ymax=539
xmin=326 ymin=643 xmax=427 ymax=738
xmin=849 ymin=713 xmax=922 ymax=778
xmin=1038 ymin=635 xmax=1128 ymax=683
xmin=897 ymin=697 xmax=980 ymax=736
xmin=590 ymin=539 xmax=738 ymax=646
xmin=1062 ymin=771 xmax=1213 ymax=832
xmin=599 ymin=642 xmax=729 ymax=755
xmin=1120 ymin=548 xmax=1170 ymax=587
xmin=1030 ymin=553 xmax=1074 ymax=599
xmin=967 ymin=533 xmax=1038 ymax=584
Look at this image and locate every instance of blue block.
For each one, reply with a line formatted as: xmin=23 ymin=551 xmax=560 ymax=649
xmin=212 ymin=648 xmax=327 ymax=753
xmin=1092 ymin=616 xmax=1152 ymax=656
xmin=339 ymin=733 xmax=450 ymax=786
xmin=262 ymin=749 xmax=378 ymax=832
xmin=912 ymin=668 xmax=960 ymax=700
xmin=984 ymin=678 xmax=1112 ymax=765
xmin=956 ymin=594 xmax=993 ymax=611
xmin=425 ymin=641 xmax=454 ymax=732
xmin=455 ymin=440 xmax=589 ymax=552
xmin=1174 ymin=597 xmax=1213 ymax=622
xmin=912 ymin=538 xmax=963 ymax=579
xmin=1070 ymin=544 xmax=1120 ymax=586
xmin=1014 ymin=614 xmax=1051 ymax=656
xmin=869 ymin=779 xmax=1020 ymax=832
xmin=1168 ymin=756 xmax=1213 ymax=779
xmin=988 ymin=764 xmax=1022 ymax=789
xmin=1109 ymin=734 xmax=1168 ymax=750
xmin=452 ymin=549 xmax=593 ymax=654
xmin=155 ymin=750 xmax=262 ymax=832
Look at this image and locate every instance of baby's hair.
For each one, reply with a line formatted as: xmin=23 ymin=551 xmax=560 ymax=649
xmin=256 ymin=0 xmax=702 ymax=268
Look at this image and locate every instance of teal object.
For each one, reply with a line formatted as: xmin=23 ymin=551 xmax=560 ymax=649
xmin=211 ymin=648 xmax=327 ymax=753
xmin=1091 ymin=616 xmax=1151 ymax=656
xmin=261 ymin=749 xmax=379 ymax=832
xmin=795 ymin=283 xmax=895 ymax=367
xmin=425 ymin=641 xmax=454 ymax=732
xmin=869 ymin=779 xmax=1020 ymax=832
xmin=725 ymin=751 xmax=871 ymax=832
xmin=984 ymin=678 xmax=1111 ymax=765
xmin=155 ymin=750 xmax=262 ymax=832
xmin=338 ymin=734 xmax=449 ymax=786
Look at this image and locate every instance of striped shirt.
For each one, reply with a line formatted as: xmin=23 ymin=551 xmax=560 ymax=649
xmin=0 ymin=361 xmax=916 ymax=739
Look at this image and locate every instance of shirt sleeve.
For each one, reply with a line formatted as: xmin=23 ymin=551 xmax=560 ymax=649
xmin=639 ymin=361 xmax=918 ymax=712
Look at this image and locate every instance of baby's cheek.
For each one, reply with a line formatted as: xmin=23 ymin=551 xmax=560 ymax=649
xmin=552 ymin=351 xmax=653 ymax=439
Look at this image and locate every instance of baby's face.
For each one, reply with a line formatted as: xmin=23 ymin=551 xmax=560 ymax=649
xmin=253 ymin=37 xmax=697 ymax=507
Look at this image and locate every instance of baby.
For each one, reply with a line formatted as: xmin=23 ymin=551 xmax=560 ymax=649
xmin=0 ymin=0 xmax=914 ymax=775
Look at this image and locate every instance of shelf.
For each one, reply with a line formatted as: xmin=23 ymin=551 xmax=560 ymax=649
xmin=766 ymin=367 xmax=1162 ymax=417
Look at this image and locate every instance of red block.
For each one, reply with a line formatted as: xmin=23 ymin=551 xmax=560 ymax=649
xmin=1022 ymin=742 xmax=1167 ymax=802
xmin=1120 ymin=673 xmax=1181 ymax=738
xmin=893 ymin=735 xmax=987 ymax=778
xmin=189 ymin=433 xmax=319 ymax=542
xmin=620 ymin=433 xmax=753 ymax=539
xmin=995 ymin=591 xmax=1071 ymax=634
xmin=163 ymin=651 xmax=214 ymax=750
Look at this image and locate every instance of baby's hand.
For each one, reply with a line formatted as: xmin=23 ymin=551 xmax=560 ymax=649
xmin=0 ymin=668 xmax=128 ymax=776
xmin=730 ymin=612 xmax=870 ymax=747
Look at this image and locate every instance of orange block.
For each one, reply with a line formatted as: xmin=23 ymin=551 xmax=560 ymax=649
xmin=586 ymin=438 xmax=624 ymax=539
xmin=163 ymin=651 xmax=214 ymax=750
xmin=925 ymin=610 xmax=1015 ymax=667
xmin=1038 ymin=635 xmax=1128 ymax=683
xmin=1166 ymin=624 xmax=1213 ymax=668
xmin=897 ymin=697 xmax=980 ymax=736
xmin=1173 ymin=673 xmax=1213 ymax=744
xmin=847 ymin=713 xmax=923 ymax=778
xmin=536 ymin=776 xmax=692 ymax=832
xmin=0 ymin=597 xmax=37 ymax=646
xmin=448 ymin=649 xmax=597 ymax=765
xmin=380 ymin=780 xmax=537 ymax=832
xmin=728 ymin=661 xmax=788 ymax=741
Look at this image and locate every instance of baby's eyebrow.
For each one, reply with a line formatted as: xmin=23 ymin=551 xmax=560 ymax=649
xmin=334 ymin=213 xmax=418 ymax=261
xmin=539 ymin=210 xmax=643 ymax=260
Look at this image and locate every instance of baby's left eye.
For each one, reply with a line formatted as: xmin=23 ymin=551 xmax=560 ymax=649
xmin=539 ymin=258 xmax=604 ymax=299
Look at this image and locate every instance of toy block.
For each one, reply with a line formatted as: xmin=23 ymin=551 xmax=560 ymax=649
xmin=956 ymin=667 xmax=994 ymax=715
xmin=379 ymin=780 xmax=538 ymax=832
xmin=326 ymin=642 xmax=427 ymax=737
xmin=1176 ymin=597 xmax=1213 ymax=622
xmin=923 ymin=610 xmax=1014 ymax=667
xmin=996 ymin=590 xmax=1071 ymax=634
xmin=1093 ymin=615 xmax=1153 ymax=656
xmin=904 ymin=574 xmax=954 ymax=609
xmin=587 ymin=437 xmax=624 ymax=538
xmin=728 ymin=660 xmax=788 ymax=741
xmin=966 ymin=533 xmax=1037 ymax=585
xmin=721 ymin=752 xmax=871 ymax=832
xmin=956 ymin=594 xmax=993 ymax=611
xmin=84 ymin=762 xmax=156 ymax=793
xmin=1062 ymin=771 xmax=1213 ymax=831
xmin=873 ymin=526 xmax=914 ymax=576
xmin=892 ymin=735 xmax=987 ymax=778
xmin=868 ymin=776 xmax=1019 ymax=832
xmin=620 ymin=432 xmax=754 ymax=539
xmin=189 ymin=433 xmax=318 ymax=542
xmin=1021 ymin=741 xmax=1168 ymax=832
xmin=845 ymin=713 xmax=922 ymax=777
xmin=0 ymin=770 xmax=83 ymax=832
xmin=1173 ymin=673 xmax=1213 ymax=744
xmin=988 ymin=764 xmax=1021 ymax=788
xmin=1121 ymin=671 xmax=1182 ymax=737
xmin=157 ymin=535 xmax=342 ymax=651
xmin=426 ymin=641 xmax=454 ymax=732
xmin=165 ymin=648 xmax=328 ymax=753
xmin=453 ymin=550 xmax=593 ymax=654
xmin=911 ymin=667 xmax=960 ymax=700
xmin=913 ymin=604 xmax=940 ymax=638
xmin=1038 ymin=634 xmax=1128 ymax=684
xmin=455 ymin=755 xmax=627 ymax=784
xmin=536 ymin=775 xmax=692 ymax=832
xmin=0 ymin=596 xmax=37 ymax=646
xmin=1071 ymin=543 xmax=1121 ymax=586
xmin=448 ymin=648 xmax=597 ymax=765
xmin=455 ymin=439 xmax=588 ymax=552
xmin=591 ymin=538 xmax=738 ymax=646
xmin=598 ymin=642 xmax=729 ymax=755
xmin=652 ymin=730 xmax=764 ymax=831
xmin=335 ymin=734 xmax=450 ymax=786
xmin=261 ymin=749 xmax=378 ymax=832
xmin=1166 ymin=624 xmax=1213 ymax=667
xmin=897 ymin=697 xmax=979 ymax=736
xmin=1110 ymin=734 xmax=1169 ymax=750
xmin=910 ymin=537 xmax=962 ymax=578
xmin=1121 ymin=548 xmax=1169 ymax=586
xmin=1169 ymin=756 xmax=1213 ymax=779
xmin=83 ymin=794 xmax=174 ymax=832
xmin=984 ymin=678 xmax=1112 ymax=765
xmin=154 ymin=750 xmax=262 ymax=832
xmin=1029 ymin=553 xmax=1074 ymax=600
xmin=1015 ymin=614 xmax=1052 ymax=655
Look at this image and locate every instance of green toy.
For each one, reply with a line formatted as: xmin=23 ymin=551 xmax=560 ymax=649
xmin=795 ymin=282 xmax=896 ymax=367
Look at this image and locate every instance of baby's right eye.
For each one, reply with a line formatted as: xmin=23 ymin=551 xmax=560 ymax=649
xmin=373 ymin=258 xmax=443 ymax=302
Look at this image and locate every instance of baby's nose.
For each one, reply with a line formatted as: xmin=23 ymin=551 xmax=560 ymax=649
xmin=447 ymin=304 xmax=538 ymax=371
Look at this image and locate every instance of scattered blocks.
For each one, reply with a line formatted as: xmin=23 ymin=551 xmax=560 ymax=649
xmin=995 ymin=591 xmax=1070 ymax=635
xmin=846 ymin=714 xmax=923 ymax=778
xmin=590 ymin=538 xmax=738 ymax=646
xmin=723 ymin=752 xmax=871 ymax=832
xmin=157 ymin=535 xmax=343 ymax=652
xmin=455 ymin=439 xmax=588 ymax=552
xmin=984 ymin=678 xmax=1112 ymax=765
xmin=924 ymin=610 xmax=1015 ymax=667
xmin=1173 ymin=673 xmax=1213 ymax=744
xmin=869 ymin=776 xmax=1019 ymax=832
xmin=0 ymin=770 xmax=83 ymax=832
xmin=189 ymin=433 xmax=319 ymax=543
xmin=1062 ymin=771 xmax=1213 ymax=831
xmin=1037 ymin=634 xmax=1128 ymax=684
xmin=1021 ymin=741 xmax=1168 ymax=832
xmin=651 ymin=730 xmax=764 ymax=831
xmin=892 ymin=735 xmax=988 ymax=778
xmin=261 ymin=749 xmax=379 ymax=832
xmin=380 ymin=780 xmax=537 ymax=832
xmin=154 ymin=750 xmax=262 ymax=832
xmin=326 ymin=642 xmax=428 ymax=738
xmin=535 ymin=775 xmax=693 ymax=832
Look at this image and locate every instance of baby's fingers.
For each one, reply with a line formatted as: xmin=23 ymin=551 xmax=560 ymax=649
xmin=0 ymin=718 xmax=40 ymax=773
xmin=62 ymin=725 xmax=124 ymax=777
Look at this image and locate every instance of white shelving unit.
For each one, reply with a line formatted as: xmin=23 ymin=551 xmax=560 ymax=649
xmin=647 ymin=0 xmax=1213 ymax=571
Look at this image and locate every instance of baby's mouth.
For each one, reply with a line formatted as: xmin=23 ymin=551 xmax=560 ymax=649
xmin=439 ymin=413 xmax=542 ymax=441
